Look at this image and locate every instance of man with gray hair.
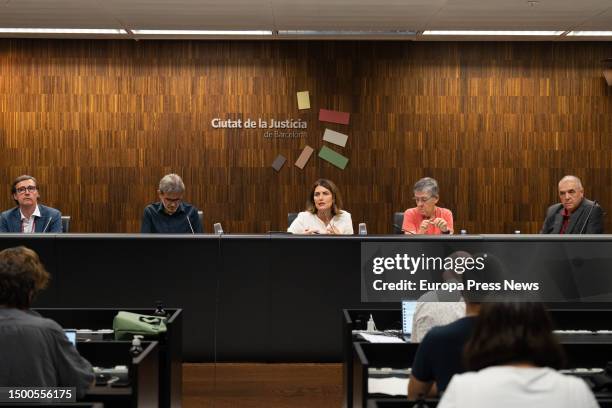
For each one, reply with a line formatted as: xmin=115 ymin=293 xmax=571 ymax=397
xmin=402 ymin=177 xmax=454 ymax=235
xmin=540 ymin=175 xmax=603 ymax=234
xmin=141 ymin=173 xmax=203 ymax=233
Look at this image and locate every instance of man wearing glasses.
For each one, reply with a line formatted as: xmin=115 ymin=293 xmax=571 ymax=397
xmin=141 ymin=173 xmax=203 ymax=233
xmin=402 ymin=177 xmax=454 ymax=235
xmin=0 ymin=175 xmax=62 ymax=233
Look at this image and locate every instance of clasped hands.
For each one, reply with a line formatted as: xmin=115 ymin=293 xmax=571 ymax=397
xmin=304 ymin=224 xmax=340 ymax=235
xmin=419 ymin=217 xmax=448 ymax=232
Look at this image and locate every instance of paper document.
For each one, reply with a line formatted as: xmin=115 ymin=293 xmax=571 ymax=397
xmin=368 ymin=377 xmax=408 ymax=396
xmin=358 ymin=333 xmax=405 ymax=343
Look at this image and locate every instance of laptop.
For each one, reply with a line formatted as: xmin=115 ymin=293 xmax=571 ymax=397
xmin=64 ymin=329 xmax=77 ymax=346
xmin=402 ymin=300 xmax=417 ymax=340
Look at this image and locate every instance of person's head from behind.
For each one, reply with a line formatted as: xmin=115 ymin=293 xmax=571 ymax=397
xmin=464 ymin=302 xmax=565 ymax=371
xmin=158 ymin=173 xmax=185 ymax=215
xmin=11 ymin=175 xmax=39 ymax=208
xmin=413 ymin=177 xmax=439 ymax=217
xmin=306 ymin=178 xmax=343 ymax=216
xmin=0 ymin=246 xmax=49 ymax=309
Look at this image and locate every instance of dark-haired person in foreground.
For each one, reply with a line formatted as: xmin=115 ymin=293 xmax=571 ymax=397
xmin=407 ymin=296 xmax=480 ymax=399
xmin=438 ymin=302 xmax=598 ymax=407
xmin=141 ymin=173 xmax=203 ymax=233
xmin=0 ymin=246 xmax=94 ymax=397
xmin=287 ymin=178 xmax=353 ymax=234
xmin=0 ymin=175 xmax=62 ymax=233
xmin=540 ymin=175 xmax=603 ymax=234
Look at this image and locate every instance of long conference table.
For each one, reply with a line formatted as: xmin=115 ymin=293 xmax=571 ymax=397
xmin=1 ymin=233 xmax=611 ymax=362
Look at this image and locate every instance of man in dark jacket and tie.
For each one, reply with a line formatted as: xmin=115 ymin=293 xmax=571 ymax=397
xmin=0 ymin=175 xmax=62 ymax=233
xmin=540 ymin=175 xmax=603 ymax=234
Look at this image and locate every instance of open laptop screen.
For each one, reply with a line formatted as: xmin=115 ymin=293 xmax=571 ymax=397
xmin=402 ymin=301 xmax=417 ymax=335
xmin=64 ymin=330 xmax=76 ymax=346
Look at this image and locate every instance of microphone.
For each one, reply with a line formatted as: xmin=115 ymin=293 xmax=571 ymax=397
xmin=579 ymin=200 xmax=598 ymax=234
xmin=185 ymin=208 xmax=195 ymax=234
xmin=41 ymin=217 xmax=52 ymax=233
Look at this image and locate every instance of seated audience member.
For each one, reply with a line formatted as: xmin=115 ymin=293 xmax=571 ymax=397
xmin=439 ymin=302 xmax=598 ymax=408
xmin=0 ymin=175 xmax=62 ymax=233
xmin=288 ymin=178 xmax=353 ymax=234
xmin=141 ymin=173 xmax=203 ymax=233
xmin=410 ymin=251 xmax=468 ymax=343
xmin=403 ymin=177 xmax=453 ymax=235
xmin=407 ymin=296 xmax=480 ymax=398
xmin=540 ymin=175 xmax=603 ymax=234
xmin=0 ymin=246 xmax=94 ymax=397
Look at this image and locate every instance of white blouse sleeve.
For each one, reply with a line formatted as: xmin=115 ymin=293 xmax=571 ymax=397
xmin=333 ymin=211 xmax=354 ymax=235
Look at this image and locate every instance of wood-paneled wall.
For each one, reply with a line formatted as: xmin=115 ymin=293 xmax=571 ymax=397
xmin=0 ymin=40 xmax=611 ymax=233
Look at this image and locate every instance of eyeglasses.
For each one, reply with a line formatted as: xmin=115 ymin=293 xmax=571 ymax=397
xmin=413 ymin=196 xmax=433 ymax=204
xmin=16 ymin=186 xmax=37 ymax=194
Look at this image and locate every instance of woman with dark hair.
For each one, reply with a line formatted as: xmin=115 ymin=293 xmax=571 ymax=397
xmin=287 ymin=178 xmax=353 ymax=234
xmin=438 ymin=302 xmax=598 ymax=408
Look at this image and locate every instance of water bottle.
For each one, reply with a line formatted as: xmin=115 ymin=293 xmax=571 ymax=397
xmin=460 ymin=229 xmax=467 ymax=235
xmin=366 ymin=314 xmax=377 ymax=332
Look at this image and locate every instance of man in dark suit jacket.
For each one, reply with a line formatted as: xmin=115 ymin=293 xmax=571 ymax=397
xmin=540 ymin=175 xmax=603 ymax=234
xmin=0 ymin=175 xmax=62 ymax=233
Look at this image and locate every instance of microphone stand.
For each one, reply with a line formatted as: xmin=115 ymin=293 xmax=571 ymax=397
xmin=578 ymin=200 xmax=598 ymax=234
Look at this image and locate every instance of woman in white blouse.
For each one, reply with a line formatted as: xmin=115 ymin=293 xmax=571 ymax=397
xmin=287 ymin=179 xmax=353 ymax=235
xmin=438 ymin=302 xmax=598 ymax=408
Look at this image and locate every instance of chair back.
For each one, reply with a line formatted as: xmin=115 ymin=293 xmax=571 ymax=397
xmin=288 ymin=212 xmax=299 ymax=228
xmin=393 ymin=212 xmax=404 ymax=234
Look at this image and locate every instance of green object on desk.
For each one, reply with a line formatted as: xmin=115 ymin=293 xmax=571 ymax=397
xmin=318 ymin=146 xmax=349 ymax=169
xmin=113 ymin=311 xmax=167 ymax=340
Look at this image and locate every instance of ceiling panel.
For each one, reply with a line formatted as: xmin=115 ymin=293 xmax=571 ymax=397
xmin=0 ymin=0 xmax=119 ymax=27
xmin=429 ymin=0 xmax=612 ymax=30
xmin=0 ymin=0 xmax=610 ymax=38
xmin=272 ymin=0 xmax=442 ymax=31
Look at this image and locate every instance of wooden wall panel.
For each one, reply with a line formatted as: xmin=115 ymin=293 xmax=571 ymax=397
xmin=0 ymin=40 xmax=611 ymax=233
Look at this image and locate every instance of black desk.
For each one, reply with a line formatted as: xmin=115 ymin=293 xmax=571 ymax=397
xmin=0 ymin=234 xmax=611 ymax=362
xmin=342 ymin=307 xmax=612 ymax=407
xmin=34 ymin=308 xmax=182 ymax=408
xmin=80 ymin=341 xmax=159 ymax=408
xmin=353 ymin=340 xmax=612 ymax=408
